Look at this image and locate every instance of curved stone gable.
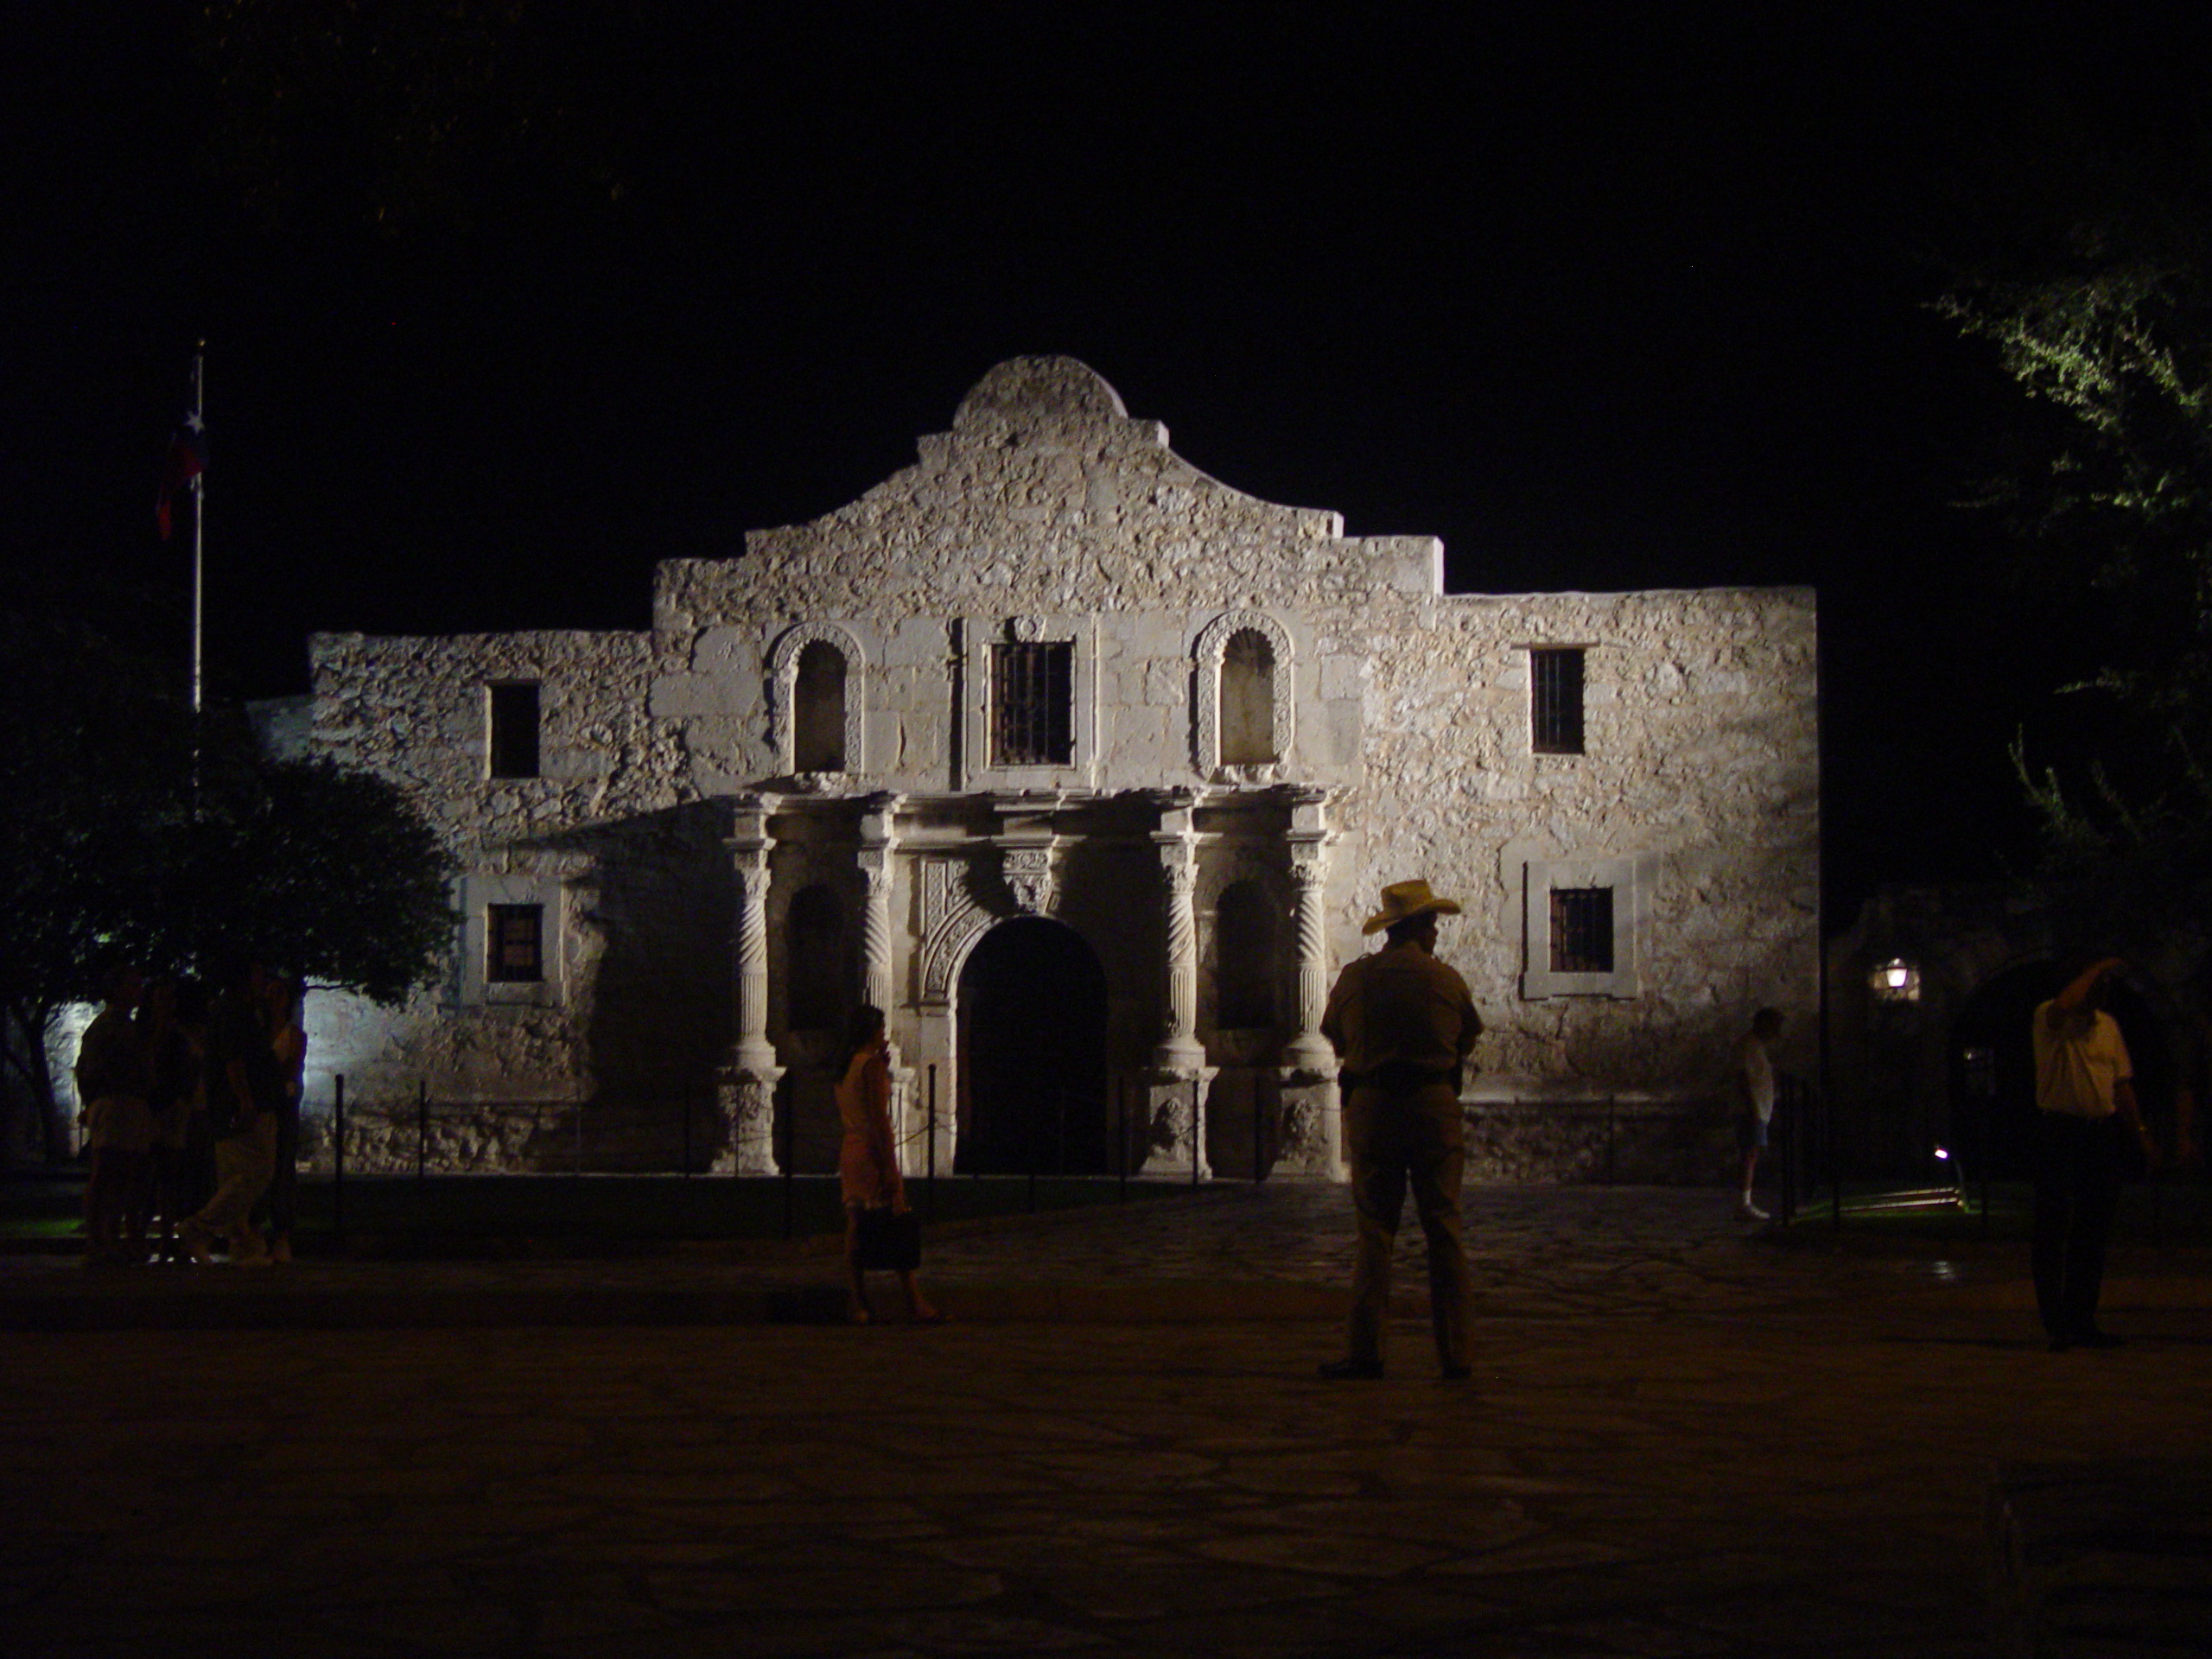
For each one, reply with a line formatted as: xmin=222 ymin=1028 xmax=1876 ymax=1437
xmin=665 ymin=358 xmax=1363 ymax=622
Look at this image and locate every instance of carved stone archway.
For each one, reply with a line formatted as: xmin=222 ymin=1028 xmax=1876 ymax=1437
xmin=766 ymin=621 xmax=867 ymax=779
xmin=1193 ymin=609 xmax=1295 ymax=779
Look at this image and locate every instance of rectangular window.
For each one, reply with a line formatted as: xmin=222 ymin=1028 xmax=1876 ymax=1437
xmin=1530 ymin=647 xmax=1585 ymax=755
xmin=1548 ymin=887 xmax=1613 ymax=975
xmin=990 ymin=641 xmax=1073 ymax=766
xmin=486 ymin=904 xmax=543 ymax=982
xmin=487 ymin=682 xmax=541 ymax=779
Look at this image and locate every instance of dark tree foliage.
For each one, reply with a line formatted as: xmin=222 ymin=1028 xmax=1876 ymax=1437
xmin=1936 ymin=145 xmax=2212 ymax=906
xmin=0 ymin=587 xmax=452 ymax=1158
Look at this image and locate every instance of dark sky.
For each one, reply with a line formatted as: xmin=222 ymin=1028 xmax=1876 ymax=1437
xmin=10 ymin=5 xmax=2207 ymax=919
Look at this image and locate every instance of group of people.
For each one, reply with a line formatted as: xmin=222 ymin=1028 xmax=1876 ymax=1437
xmin=1295 ymin=882 xmax=2204 ymax=1375
xmin=75 ymin=891 xmax=2198 ymax=1363
xmin=74 ymin=955 xmax=306 ymax=1266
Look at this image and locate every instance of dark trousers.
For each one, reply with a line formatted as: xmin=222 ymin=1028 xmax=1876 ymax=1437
xmin=2031 ymin=1113 xmax=2125 ymax=1341
xmin=1345 ymin=1082 xmax=1470 ymax=1370
xmin=264 ymin=1103 xmax=300 ymax=1238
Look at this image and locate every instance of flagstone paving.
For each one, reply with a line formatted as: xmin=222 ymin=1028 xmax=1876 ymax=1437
xmin=4 ymin=1185 xmax=2209 ymax=1656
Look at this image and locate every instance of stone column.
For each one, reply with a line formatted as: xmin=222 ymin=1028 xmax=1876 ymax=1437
xmin=857 ymin=796 xmax=901 ymax=1014
xmin=857 ymin=793 xmax=913 ymax=1167
xmin=715 ymin=798 xmax=783 ymax=1173
xmin=1142 ymin=794 xmax=1212 ymax=1179
xmin=1275 ymin=787 xmax=1343 ymax=1179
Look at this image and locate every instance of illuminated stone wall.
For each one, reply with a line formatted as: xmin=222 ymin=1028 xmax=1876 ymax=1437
xmin=306 ymin=358 xmax=1817 ymax=1177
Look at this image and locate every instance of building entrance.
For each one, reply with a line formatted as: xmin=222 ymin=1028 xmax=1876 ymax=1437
xmin=956 ymin=917 xmax=1109 ymax=1175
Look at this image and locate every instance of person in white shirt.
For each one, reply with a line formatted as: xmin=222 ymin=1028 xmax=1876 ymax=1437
xmin=2031 ymin=957 xmax=2158 ymax=1351
xmin=1736 ymin=1008 xmax=1783 ymax=1222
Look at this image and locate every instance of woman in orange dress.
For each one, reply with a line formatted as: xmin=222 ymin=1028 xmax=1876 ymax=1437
xmin=836 ymin=1004 xmax=939 ymax=1324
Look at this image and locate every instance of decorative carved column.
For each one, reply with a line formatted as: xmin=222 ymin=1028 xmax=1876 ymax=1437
xmin=1275 ymin=786 xmax=1343 ymax=1179
xmin=857 ymin=793 xmax=913 ymax=1166
xmin=857 ymin=795 xmax=902 ymax=1014
xmin=1142 ymin=792 xmax=1212 ymax=1179
xmin=715 ymin=798 xmax=783 ymax=1173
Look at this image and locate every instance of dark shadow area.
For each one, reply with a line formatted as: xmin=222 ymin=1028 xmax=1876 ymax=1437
xmin=957 ymin=918 xmax=1109 ymax=1175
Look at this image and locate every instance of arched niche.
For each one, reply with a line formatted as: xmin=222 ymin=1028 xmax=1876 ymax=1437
xmin=1193 ymin=609 xmax=1294 ymax=778
xmin=1214 ymin=877 xmax=1281 ymax=1030
xmin=784 ymin=881 xmax=853 ymax=1035
xmin=767 ymin=622 xmax=866 ymax=778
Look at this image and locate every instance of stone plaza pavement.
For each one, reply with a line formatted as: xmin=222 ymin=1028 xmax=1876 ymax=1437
xmin=4 ymin=1185 xmax=2209 ymax=1656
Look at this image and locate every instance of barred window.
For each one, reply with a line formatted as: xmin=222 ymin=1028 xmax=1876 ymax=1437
xmin=487 ymin=904 xmax=543 ymax=982
xmin=1530 ymin=647 xmax=1585 ymax=755
xmin=1548 ymin=887 xmax=1613 ymax=974
xmin=487 ymin=682 xmax=541 ymax=779
xmin=991 ymin=641 xmax=1073 ymax=766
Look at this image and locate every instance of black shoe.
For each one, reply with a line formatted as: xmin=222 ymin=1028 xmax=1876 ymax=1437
xmin=1440 ymin=1363 xmax=1472 ymax=1382
xmin=1318 ymin=1357 xmax=1384 ymax=1380
xmin=2073 ymin=1329 xmax=2126 ymax=1350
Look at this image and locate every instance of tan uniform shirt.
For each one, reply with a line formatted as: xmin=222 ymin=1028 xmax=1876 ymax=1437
xmin=1321 ymin=939 xmax=1481 ymax=1084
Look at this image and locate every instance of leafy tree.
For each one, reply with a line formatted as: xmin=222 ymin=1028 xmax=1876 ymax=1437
xmin=1936 ymin=177 xmax=2212 ymax=904
xmin=0 ymin=591 xmax=452 ymax=1161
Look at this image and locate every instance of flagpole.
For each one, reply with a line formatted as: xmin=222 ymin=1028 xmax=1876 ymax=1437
xmin=191 ymin=340 xmax=205 ymax=717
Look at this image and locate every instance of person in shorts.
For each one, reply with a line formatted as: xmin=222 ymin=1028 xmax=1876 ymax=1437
xmin=1736 ymin=1007 xmax=1783 ymax=1222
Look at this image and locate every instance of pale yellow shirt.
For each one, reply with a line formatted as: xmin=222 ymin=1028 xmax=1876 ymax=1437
xmin=2031 ymin=1001 xmax=2132 ymax=1118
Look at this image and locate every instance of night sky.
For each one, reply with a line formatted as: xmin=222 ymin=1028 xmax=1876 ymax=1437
xmin=11 ymin=6 xmax=2206 ymax=919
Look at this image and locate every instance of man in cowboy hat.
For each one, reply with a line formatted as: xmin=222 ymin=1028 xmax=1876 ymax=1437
xmin=1319 ymin=880 xmax=1483 ymax=1380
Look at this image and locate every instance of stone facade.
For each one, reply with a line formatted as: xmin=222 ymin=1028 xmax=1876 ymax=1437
xmin=304 ymin=359 xmax=1819 ymax=1180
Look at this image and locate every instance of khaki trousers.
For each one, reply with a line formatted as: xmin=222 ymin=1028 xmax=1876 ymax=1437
xmin=194 ymin=1115 xmax=278 ymax=1242
xmin=1344 ymin=1081 xmax=1470 ymax=1370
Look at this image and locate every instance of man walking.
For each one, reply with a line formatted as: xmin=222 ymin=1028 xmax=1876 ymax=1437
xmin=2032 ymin=957 xmax=2158 ymax=1351
xmin=1319 ymin=880 xmax=1482 ymax=1381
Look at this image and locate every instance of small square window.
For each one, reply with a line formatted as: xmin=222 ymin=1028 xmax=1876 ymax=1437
xmin=1548 ymin=887 xmax=1613 ymax=974
xmin=1531 ymin=648 xmax=1585 ymax=755
xmin=990 ymin=641 xmax=1073 ymax=766
xmin=488 ymin=682 xmax=541 ymax=779
xmin=487 ymin=904 xmax=543 ymax=982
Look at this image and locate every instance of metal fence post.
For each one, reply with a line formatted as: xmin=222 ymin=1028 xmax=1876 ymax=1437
xmin=926 ymin=1064 xmax=937 ymax=1224
xmin=1980 ymin=1084 xmax=1992 ymax=1236
xmin=333 ymin=1073 xmax=346 ymax=1240
xmin=1191 ymin=1076 xmax=1202 ymax=1188
xmin=416 ymin=1079 xmax=428 ymax=1179
xmin=1828 ymin=1077 xmax=1842 ymax=1230
xmin=781 ymin=1075 xmax=796 ymax=1240
xmin=1117 ymin=1078 xmax=1128 ymax=1205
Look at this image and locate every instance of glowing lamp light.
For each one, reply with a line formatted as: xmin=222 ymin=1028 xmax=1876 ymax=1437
xmin=1933 ymin=1147 xmax=1949 ymax=1160
xmin=1870 ymin=957 xmax=1921 ymax=1003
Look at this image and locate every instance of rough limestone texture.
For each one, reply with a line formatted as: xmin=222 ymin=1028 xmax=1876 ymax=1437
xmin=305 ymin=358 xmax=1818 ymax=1179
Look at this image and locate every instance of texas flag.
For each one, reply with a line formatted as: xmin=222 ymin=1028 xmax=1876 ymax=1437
xmin=156 ymin=411 xmax=206 ymax=541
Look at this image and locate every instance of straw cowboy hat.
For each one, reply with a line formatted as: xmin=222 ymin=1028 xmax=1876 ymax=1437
xmin=1362 ymin=879 xmax=1463 ymax=936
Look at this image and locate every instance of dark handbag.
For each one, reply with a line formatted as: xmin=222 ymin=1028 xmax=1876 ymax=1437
xmin=855 ymin=1206 xmax=922 ymax=1271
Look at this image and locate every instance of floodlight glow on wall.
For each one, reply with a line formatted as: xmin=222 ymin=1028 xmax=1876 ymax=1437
xmin=1870 ymin=957 xmax=1921 ymax=1002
